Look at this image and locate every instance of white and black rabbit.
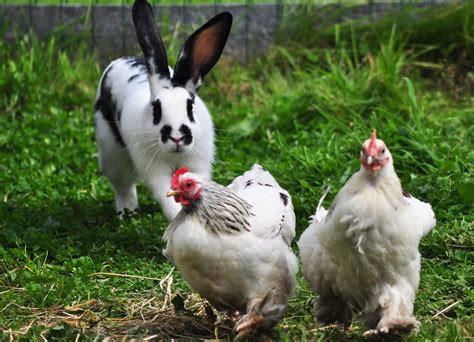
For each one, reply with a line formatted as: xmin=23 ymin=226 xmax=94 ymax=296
xmin=94 ymin=0 xmax=232 ymax=220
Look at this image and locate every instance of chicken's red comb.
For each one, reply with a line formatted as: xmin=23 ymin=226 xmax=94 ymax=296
xmin=171 ymin=167 xmax=189 ymax=189
xmin=368 ymin=129 xmax=377 ymax=153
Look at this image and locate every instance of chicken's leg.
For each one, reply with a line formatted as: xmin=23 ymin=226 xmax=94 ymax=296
xmin=315 ymin=294 xmax=352 ymax=327
xmin=363 ymin=287 xmax=419 ymax=336
xmin=235 ymin=286 xmax=291 ymax=338
xmin=235 ymin=310 xmax=263 ymax=338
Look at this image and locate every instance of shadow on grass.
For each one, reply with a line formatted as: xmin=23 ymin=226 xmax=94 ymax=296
xmin=1 ymin=198 xmax=169 ymax=262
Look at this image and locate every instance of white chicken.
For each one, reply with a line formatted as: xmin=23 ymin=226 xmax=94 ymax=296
xmin=163 ymin=164 xmax=297 ymax=337
xmin=298 ymin=130 xmax=436 ymax=336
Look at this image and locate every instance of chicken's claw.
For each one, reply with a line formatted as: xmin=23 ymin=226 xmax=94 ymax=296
xmin=363 ymin=317 xmax=419 ymax=336
xmin=235 ymin=313 xmax=263 ymax=338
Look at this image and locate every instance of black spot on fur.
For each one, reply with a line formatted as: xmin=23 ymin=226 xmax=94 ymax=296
xmin=125 ymin=57 xmax=146 ymax=69
xmin=128 ymin=74 xmax=141 ymax=83
xmin=152 ymin=99 xmax=162 ymax=125
xmin=160 ymin=125 xmax=172 ymax=143
xmin=179 ymin=124 xmax=193 ymax=145
xmin=280 ymin=193 xmax=288 ymax=206
xmin=95 ymin=67 xmax=126 ymax=147
xmin=402 ymin=188 xmax=412 ymax=198
xmin=187 ymin=97 xmax=195 ymax=123
xmin=245 ymin=180 xmax=253 ymax=187
xmin=258 ymin=182 xmax=274 ymax=187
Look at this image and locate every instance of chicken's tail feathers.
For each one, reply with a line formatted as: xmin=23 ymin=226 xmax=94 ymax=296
xmin=405 ymin=196 xmax=436 ymax=237
xmin=310 ymin=186 xmax=331 ymax=224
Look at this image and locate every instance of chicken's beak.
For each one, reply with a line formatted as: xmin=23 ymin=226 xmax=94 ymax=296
xmin=166 ymin=189 xmax=181 ymax=197
xmin=367 ymin=156 xmax=374 ymax=165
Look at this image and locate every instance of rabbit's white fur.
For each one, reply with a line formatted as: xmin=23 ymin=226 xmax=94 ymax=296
xmin=94 ymin=59 xmax=214 ymax=220
xmin=94 ymin=3 xmax=231 ymax=220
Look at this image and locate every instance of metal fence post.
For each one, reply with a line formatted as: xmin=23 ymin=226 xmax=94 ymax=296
xmin=91 ymin=0 xmax=97 ymax=56
xmin=121 ymin=0 xmax=126 ymax=56
xmin=276 ymin=0 xmax=283 ymax=39
xmin=28 ymin=0 xmax=32 ymax=32
xmin=245 ymin=0 xmax=252 ymax=65
xmin=182 ymin=0 xmax=187 ymax=32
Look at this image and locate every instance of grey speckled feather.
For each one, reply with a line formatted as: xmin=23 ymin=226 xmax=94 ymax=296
xmin=162 ymin=164 xmax=298 ymax=335
xmin=164 ymin=180 xmax=253 ymax=240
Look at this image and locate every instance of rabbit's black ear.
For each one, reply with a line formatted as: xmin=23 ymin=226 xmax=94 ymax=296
xmin=172 ymin=12 xmax=232 ymax=93
xmin=132 ymin=0 xmax=171 ymax=97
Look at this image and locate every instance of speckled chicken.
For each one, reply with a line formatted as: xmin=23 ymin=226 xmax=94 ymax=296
xmin=163 ymin=164 xmax=297 ymax=337
xmin=298 ymin=130 xmax=436 ymax=336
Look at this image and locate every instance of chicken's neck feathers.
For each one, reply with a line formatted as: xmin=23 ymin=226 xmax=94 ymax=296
xmin=326 ymin=163 xmax=405 ymax=224
xmin=356 ymin=163 xmax=405 ymax=207
xmin=165 ymin=180 xmax=254 ymax=238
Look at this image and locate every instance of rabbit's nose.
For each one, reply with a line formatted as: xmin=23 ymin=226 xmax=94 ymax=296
xmin=170 ymin=136 xmax=184 ymax=144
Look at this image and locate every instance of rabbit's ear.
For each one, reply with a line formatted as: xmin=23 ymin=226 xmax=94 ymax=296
xmin=172 ymin=12 xmax=232 ymax=93
xmin=132 ymin=0 xmax=171 ymax=98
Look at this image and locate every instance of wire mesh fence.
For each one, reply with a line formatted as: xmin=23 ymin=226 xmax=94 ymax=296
xmin=0 ymin=1 xmax=456 ymax=62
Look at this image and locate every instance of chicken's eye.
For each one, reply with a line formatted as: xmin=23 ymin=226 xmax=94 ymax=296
xmin=381 ymin=149 xmax=386 ymax=154
xmin=185 ymin=181 xmax=193 ymax=189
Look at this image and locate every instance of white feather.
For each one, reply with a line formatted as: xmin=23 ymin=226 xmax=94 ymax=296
xmin=298 ymin=148 xmax=436 ymax=335
xmin=164 ymin=164 xmax=297 ymax=331
xmin=228 ymin=164 xmax=296 ymax=245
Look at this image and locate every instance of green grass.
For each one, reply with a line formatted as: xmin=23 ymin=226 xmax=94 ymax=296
xmin=278 ymin=2 xmax=474 ymax=66
xmin=1 ymin=5 xmax=473 ymax=340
